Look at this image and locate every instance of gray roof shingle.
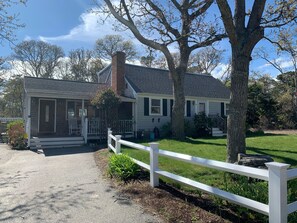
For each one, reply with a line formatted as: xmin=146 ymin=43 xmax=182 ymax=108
xmin=24 ymin=76 xmax=105 ymax=99
xmin=124 ymin=64 xmax=230 ymax=99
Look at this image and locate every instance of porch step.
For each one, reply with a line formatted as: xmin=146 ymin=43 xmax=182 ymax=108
xmin=30 ymin=137 xmax=84 ymax=149
xmin=212 ymin=128 xmax=225 ymax=137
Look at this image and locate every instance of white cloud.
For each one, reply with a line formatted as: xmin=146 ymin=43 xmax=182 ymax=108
xmin=257 ymin=56 xmax=294 ymax=71
xmin=24 ymin=35 xmax=32 ymax=41
xmin=39 ymin=9 xmax=133 ymax=45
xmin=211 ymin=63 xmax=230 ymax=79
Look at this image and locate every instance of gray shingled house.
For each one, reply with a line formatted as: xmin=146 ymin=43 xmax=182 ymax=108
xmin=23 ymin=52 xmax=230 ymax=149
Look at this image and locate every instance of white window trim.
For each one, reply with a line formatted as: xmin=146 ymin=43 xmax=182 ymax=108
xmin=149 ymin=98 xmax=163 ymax=116
xmin=198 ymin=101 xmax=206 ymax=114
xmin=66 ymin=100 xmax=85 ymax=120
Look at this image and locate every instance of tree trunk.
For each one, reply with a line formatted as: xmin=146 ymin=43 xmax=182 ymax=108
xmin=171 ymin=70 xmax=185 ymax=140
xmin=227 ymin=51 xmax=250 ymax=163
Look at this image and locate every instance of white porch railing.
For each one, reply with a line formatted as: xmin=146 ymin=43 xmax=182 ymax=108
xmin=107 ymin=130 xmax=297 ymax=223
xmin=83 ymin=119 xmax=133 ymax=142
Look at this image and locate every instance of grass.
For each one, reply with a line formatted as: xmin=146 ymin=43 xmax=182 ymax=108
xmin=121 ymin=133 xmax=297 ymax=194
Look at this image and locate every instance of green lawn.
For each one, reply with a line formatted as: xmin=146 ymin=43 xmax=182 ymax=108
xmin=121 ymin=133 xmax=297 ymax=189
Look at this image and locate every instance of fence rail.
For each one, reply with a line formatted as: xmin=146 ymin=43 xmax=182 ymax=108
xmin=107 ymin=130 xmax=297 ymax=223
xmin=0 ymin=117 xmax=23 ymax=123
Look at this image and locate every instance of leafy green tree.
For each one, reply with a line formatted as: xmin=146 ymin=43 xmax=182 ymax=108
xmin=0 ymin=76 xmax=23 ymax=117
xmin=216 ymin=0 xmax=297 ymax=162
xmin=98 ymin=0 xmax=225 ymax=139
xmin=247 ymin=75 xmax=277 ymax=129
xmin=91 ymin=88 xmax=120 ymax=128
xmin=274 ymin=72 xmax=297 ymax=128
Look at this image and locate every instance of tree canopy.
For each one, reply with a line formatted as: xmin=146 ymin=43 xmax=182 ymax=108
xmin=95 ymin=35 xmax=137 ymax=61
xmin=13 ymin=40 xmax=64 ymax=78
xmin=98 ymin=0 xmax=225 ymax=139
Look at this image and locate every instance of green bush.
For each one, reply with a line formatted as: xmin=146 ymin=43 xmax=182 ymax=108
xmin=7 ymin=120 xmax=27 ymax=149
xmin=184 ymin=119 xmax=196 ymax=137
xmin=160 ymin=122 xmax=172 ymax=138
xmin=108 ymin=154 xmax=140 ymax=181
xmin=193 ymin=112 xmax=212 ymax=137
xmin=224 ymin=175 xmax=268 ymax=221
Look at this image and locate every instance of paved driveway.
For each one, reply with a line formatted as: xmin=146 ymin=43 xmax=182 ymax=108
xmin=0 ymin=144 xmax=160 ymax=223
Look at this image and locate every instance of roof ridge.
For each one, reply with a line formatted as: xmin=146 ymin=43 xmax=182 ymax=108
xmin=24 ymin=76 xmax=102 ymax=85
xmin=124 ymin=63 xmax=212 ymax=77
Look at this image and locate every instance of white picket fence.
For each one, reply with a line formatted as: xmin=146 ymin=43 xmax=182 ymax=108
xmin=107 ymin=129 xmax=297 ymax=223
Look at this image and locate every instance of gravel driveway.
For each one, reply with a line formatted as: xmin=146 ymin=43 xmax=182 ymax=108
xmin=0 ymin=144 xmax=161 ymax=223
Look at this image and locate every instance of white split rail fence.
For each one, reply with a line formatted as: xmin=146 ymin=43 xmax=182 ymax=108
xmin=107 ymin=129 xmax=297 ymax=223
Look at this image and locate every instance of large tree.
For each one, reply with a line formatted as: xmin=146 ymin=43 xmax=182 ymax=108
xmin=98 ymin=0 xmax=225 ymax=139
xmin=0 ymin=0 xmax=26 ymax=45
xmin=216 ymin=0 xmax=297 ymax=162
xmin=0 ymin=76 xmax=23 ymax=117
xmin=59 ymin=48 xmax=104 ymax=82
xmin=12 ymin=40 xmax=64 ymax=78
xmin=95 ymin=34 xmax=137 ymax=61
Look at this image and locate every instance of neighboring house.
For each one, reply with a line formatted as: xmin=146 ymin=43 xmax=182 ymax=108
xmin=23 ymin=51 xmax=230 ymax=149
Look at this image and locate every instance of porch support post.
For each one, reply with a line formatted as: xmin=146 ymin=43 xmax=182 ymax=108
xmin=84 ymin=117 xmax=88 ymax=144
xmin=81 ymin=99 xmax=85 ymax=136
xmin=206 ymin=100 xmax=209 ymax=116
xmin=195 ymin=100 xmax=198 ymax=115
xmin=132 ymin=102 xmax=136 ymax=137
xmin=27 ymin=96 xmax=31 ymax=147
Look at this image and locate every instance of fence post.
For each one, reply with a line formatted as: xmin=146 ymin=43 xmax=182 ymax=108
xmin=84 ymin=117 xmax=88 ymax=144
xmin=149 ymin=142 xmax=159 ymax=187
xmin=115 ymin=135 xmax=122 ymax=154
xmin=266 ymin=162 xmax=290 ymax=223
xmin=107 ymin=128 xmax=112 ymax=147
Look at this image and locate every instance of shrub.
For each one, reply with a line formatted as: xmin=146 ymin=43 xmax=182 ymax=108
xmin=161 ymin=120 xmax=196 ymax=138
xmin=108 ymin=154 xmax=140 ymax=181
xmin=160 ymin=122 xmax=172 ymax=138
xmin=184 ymin=119 xmax=196 ymax=137
xmin=224 ymin=175 xmax=268 ymax=221
xmin=7 ymin=120 xmax=27 ymax=149
xmin=193 ymin=112 xmax=212 ymax=137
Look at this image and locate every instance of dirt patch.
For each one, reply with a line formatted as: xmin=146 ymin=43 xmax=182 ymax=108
xmin=94 ymin=148 xmax=266 ymax=223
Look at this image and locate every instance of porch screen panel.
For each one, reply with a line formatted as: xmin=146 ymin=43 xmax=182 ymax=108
xmin=67 ymin=101 xmax=75 ymax=119
xmin=45 ymin=105 xmax=49 ymax=122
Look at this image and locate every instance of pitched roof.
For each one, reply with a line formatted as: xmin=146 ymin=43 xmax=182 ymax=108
xmin=123 ymin=64 xmax=230 ymax=99
xmin=24 ymin=76 xmax=105 ymax=99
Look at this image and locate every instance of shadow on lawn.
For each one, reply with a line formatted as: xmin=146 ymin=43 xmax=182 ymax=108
xmin=248 ymin=146 xmax=297 ymax=167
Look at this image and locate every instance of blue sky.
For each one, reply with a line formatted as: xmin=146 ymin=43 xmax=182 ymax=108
xmin=1 ymin=0 xmax=294 ymax=78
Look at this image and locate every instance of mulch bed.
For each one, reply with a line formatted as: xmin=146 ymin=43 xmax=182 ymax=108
xmin=94 ymin=148 xmax=265 ymax=223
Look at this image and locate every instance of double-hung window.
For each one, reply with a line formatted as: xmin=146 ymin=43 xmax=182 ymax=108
xmin=150 ymin=98 xmax=161 ymax=115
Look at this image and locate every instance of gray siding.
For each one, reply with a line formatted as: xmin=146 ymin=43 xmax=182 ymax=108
xmin=136 ymin=96 xmax=171 ymax=131
xmin=209 ymin=102 xmax=221 ymax=115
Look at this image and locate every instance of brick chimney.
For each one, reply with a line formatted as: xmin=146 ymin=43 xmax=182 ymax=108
xmin=111 ymin=51 xmax=126 ymax=95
